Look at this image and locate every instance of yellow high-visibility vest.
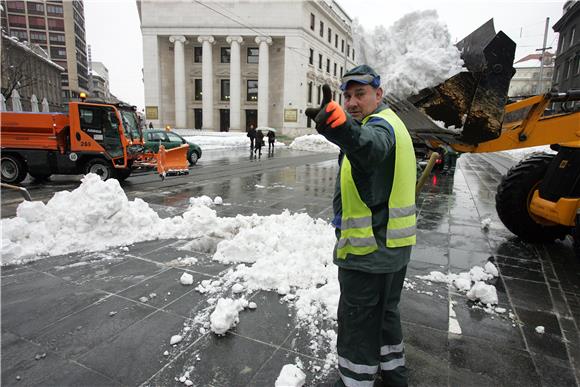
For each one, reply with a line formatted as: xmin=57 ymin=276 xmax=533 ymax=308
xmin=337 ymin=108 xmax=416 ymax=259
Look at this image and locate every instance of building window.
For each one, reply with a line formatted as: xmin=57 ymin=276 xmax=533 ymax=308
xmin=194 ymin=79 xmax=202 ymax=100
xmin=47 ymin=18 xmax=65 ymax=31
xmin=335 ymin=34 xmax=338 ymax=48
xmin=352 ymin=49 xmax=355 ymax=61
xmin=347 ymin=44 xmax=350 ymax=57
xmin=558 ymin=34 xmax=565 ymax=53
xmin=47 ymin=4 xmax=64 ymax=15
xmin=194 ymin=47 xmax=202 ymax=63
xmin=570 ymin=27 xmax=576 ymax=48
xmin=50 ymin=46 xmax=67 ymax=59
xmin=310 ymin=13 xmax=315 ymax=30
xmin=555 ymin=65 xmax=560 ymax=83
xmin=7 ymin=1 xmax=25 ymax=12
xmin=221 ymin=47 xmax=231 ymax=63
xmin=341 ymin=39 xmax=344 ymax=53
xmin=566 ymin=58 xmax=573 ymax=79
xmin=340 ymin=66 xmax=343 ymax=77
xmin=30 ymin=31 xmax=46 ymax=43
xmin=308 ymin=81 xmax=313 ymax=103
xmin=339 ymin=94 xmax=342 ymax=105
xmin=247 ymin=80 xmax=258 ymax=101
xmin=332 ymin=91 xmax=336 ymax=100
xmin=328 ymin=28 xmax=332 ymax=43
xmin=318 ymin=54 xmax=322 ymax=69
xmin=8 ymin=15 xmax=27 ymax=28
xmin=309 ymin=48 xmax=314 ymax=65
xmin=27 ymin=2 xmax=44 ymax=14
xmin=317 ymin=85 xmax=321 ymax=103
xmin=247 ymin=47 xmax=259 ymax=64
xmin=49 ymin=32 xmax=65 ymax=44
xmin=576 ymin=54 xmax=580 ymax=75
xmin=320 ymin=21 xmax=324 ymax=38
xmin=334 ymin=63 xmax=337 ymax=76
xmin=221 ymin=79 xmax=230 ymax=101
xmin=9 ymin=29 xmax=28 ymax=40
xmin=326 ymin=58 xmax=330 ymax=73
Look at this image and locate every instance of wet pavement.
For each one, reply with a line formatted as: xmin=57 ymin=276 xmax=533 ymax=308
xmin=2 ymin=149 xmax=580 ymax=386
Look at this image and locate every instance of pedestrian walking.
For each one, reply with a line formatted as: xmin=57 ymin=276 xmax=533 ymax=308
xmin=267 ymin=130 xmax=276 ymax=152
xmin=254 ymin=129 xmax=264 ymax=156
xmin=247 ymin=124 xmax=256 ymax=150
xmin=305 ymin=64 xmax=416 ymax=387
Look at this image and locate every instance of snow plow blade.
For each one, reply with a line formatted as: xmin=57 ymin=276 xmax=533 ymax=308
xmin=390 ymin=19 xmax=516 ymax=145
xmin=156 ymin=144 xmax=190 ymax=179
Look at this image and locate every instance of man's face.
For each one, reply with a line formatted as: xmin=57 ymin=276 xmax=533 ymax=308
xmin=343 ymin=83 xmax=383 ymax=121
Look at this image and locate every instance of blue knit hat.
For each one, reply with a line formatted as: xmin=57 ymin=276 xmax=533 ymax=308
xmin=340 ymin=64 xmax=381 ymax=91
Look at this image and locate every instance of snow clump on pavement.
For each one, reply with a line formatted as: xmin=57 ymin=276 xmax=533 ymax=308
xmin=289 ymin=134 xmax=339 ymax=153
xmin=209 ymin=298 xmax=248 ymax=335
xmin=275 ymin=364 xmax=306 ymax=387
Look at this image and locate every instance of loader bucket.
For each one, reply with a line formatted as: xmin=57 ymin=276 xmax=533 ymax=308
xmin=401 ymin=19 xmax=516 ymax=145
xmin=156 ymin=144 xmax=190 ymax=178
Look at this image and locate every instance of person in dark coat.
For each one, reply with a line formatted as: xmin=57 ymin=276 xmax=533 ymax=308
xmin=247 ymin=125 xmax=256 ymax=150
xmin=254 ymin=129 xmax=264 ymax=156
xmin=267 ymin=130 xmax=276 ymax=152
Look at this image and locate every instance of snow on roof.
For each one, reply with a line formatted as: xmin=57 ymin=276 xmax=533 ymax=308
xmin=2 ymin=34 xmax=65 ymax=71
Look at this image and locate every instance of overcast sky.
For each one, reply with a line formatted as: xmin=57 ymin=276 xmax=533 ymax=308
xmin=84 ymin=0 xmax=567 ymax=111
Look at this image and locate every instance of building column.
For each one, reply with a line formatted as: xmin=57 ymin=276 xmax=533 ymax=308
xmin=255 ymin=36 xmax=272 ymax=128
xmin=226 ymin=36 xmax=243 ymax=132
xmin=198 ymin=35 xmax=215 ymax=130
xmin=169 ymin=35 xmax=187 ymax=128
xmin=143 ymin=34 xmax=161 ymax=126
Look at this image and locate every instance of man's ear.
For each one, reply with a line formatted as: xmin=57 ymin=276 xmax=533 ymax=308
xmin=376 ymin=87 xmax=384 ymax=100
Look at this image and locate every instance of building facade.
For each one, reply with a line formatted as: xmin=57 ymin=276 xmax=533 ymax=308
xmin=508 ymin=53 xmax=554 ymax=97
xmin=1 ymin=0 xmax=89 ymax=102
xmin=1 ymin=33 xmax=63 ymax=111
xmin=552 ymin=0 xmax=580 ymax=98
xmin=89 ymin=61 xmax=112 ymax=101
xmin=138 ymin=0 xmax=356 ymax=132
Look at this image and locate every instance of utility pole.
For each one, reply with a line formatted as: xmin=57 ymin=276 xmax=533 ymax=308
xmin=536 ymin=17 xmax=552 ymax=94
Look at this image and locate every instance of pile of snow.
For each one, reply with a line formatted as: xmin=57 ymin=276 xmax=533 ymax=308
xmin=183 ymin=132 xmax=285 ymax=151
xmin=499 ymin=146 xmax=555 ymax=162
xmin=416 ymin=261 xmax=500 ymax=305
xmin=353 ymin=10 xmax=463 ymax=98
xmin=275 ymin=364 xmax=306 ymax=387
xmin=289 ymin=134 xmax=339 ymax=154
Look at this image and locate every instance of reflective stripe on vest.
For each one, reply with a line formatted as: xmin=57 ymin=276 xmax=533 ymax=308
xmin=337 ymin=108 xmax=416 ymax=259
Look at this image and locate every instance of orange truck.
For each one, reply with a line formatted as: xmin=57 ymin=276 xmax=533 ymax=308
xmin=0 ymin=101 xmax=189 ymax=183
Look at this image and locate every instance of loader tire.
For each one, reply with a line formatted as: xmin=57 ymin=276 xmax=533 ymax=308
xmin=85 ymin=159 xmax=114 ymax=181
xmin=496 ymin=152 xmax=570 ymax=242
xmin=1 ymin=155 xmax=28 ymax=184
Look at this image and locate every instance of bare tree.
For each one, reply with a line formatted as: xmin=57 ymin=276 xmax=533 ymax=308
xmin=1 ymin=37 xmax=38 ymax=100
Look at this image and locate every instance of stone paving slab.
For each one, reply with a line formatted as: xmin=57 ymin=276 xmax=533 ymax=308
xmin=2 ymin=153 xmax=580 ymax=386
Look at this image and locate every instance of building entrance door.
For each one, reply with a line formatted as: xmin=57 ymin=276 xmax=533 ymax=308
xmin=246 ymin=109 xmax=257 ymax=131
xmin=220 ymin=109 xmax=230 ymax=132
xmin=194 ymin=109 xmax=202 ymax=130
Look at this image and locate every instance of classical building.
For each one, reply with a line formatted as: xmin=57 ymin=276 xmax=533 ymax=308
xmin=552 ymin=0 xmax=579 ymax=96
xmin=137 ymin=0 xmax=356 ymax=132
xmin=508 ymin=52 xmax=554 ymax=97
xmin=0 ymin=0 xmax=90 ymax=102
xmin=1 ymin=33 xmax=63 ymax=111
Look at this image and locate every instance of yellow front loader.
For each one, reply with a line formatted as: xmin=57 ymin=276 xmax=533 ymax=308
xmin=388 ymin=19 xmax=580 ymax=256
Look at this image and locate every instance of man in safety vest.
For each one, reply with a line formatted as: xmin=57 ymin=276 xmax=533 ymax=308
xmin=306 ymin=65 xmax=416 ymax=387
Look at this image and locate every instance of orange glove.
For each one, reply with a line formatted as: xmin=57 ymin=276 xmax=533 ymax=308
xmin=305 ymin=84 xmax=347 ymax=132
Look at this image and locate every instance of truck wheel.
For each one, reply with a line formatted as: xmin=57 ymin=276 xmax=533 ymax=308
xmin=188 ymin=151 xmax=199 ymax=165
xmin=496 ymin=152 xmax=570 ymax=242
xmin=1 ymin=155 xmax=28 ymax=184
xmin=85 ymin=159 xmax=114 ymax=180
xmin=114 ymin=168 xmax=132 ymax=181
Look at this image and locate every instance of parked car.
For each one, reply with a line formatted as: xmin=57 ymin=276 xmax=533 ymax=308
xmin=143 ymin=129 xmax=202 ymax=165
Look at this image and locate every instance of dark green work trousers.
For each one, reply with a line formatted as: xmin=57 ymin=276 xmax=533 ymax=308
xmin=336 ymin=266 xmax=408 ymax=387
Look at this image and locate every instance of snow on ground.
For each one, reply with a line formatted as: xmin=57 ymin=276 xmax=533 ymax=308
xmin=180 ymin=131 xmax=285 ymax=150
xmin=289 ymin=134 xmax=339 ymax=154
xmin=275 ymin=364 xmax=306 ymax=387
xmin=498 ymin=145 xmax=555 ymax=163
